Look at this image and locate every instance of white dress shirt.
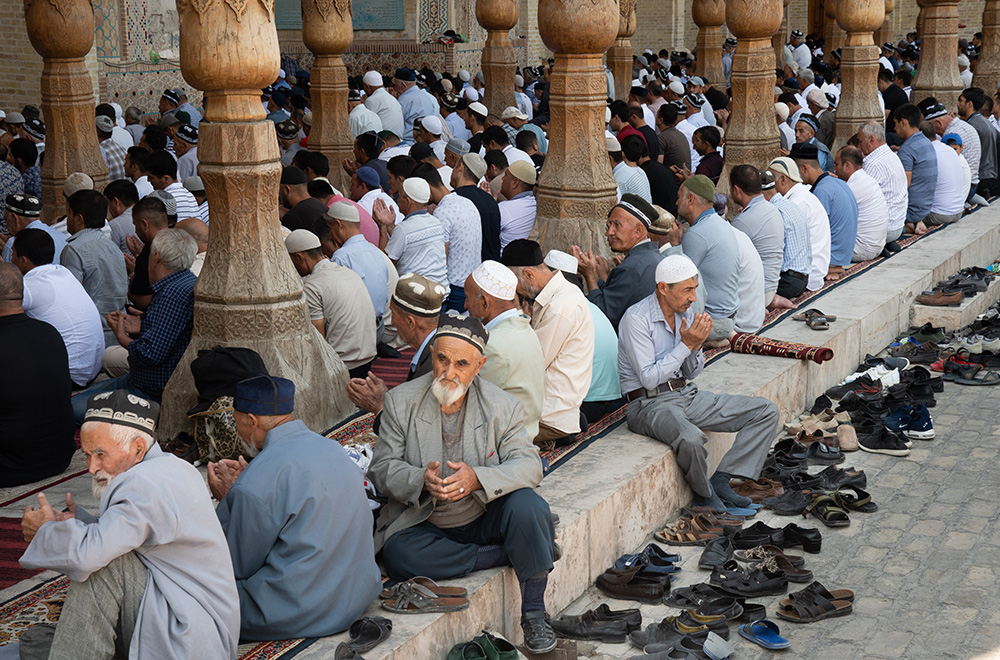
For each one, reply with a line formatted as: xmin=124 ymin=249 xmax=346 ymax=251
xmin=358 ymin=188 xmax=403 ymax=224
xmin=846 ymin=169 xmax=888 ymax=260
xmin=498 ymin=191 xmax=537 ymax=250
xmin=349 ymin=104 xmax=383 ymax=138
xmin=862 ymin=143 xmax=908 ymax=234
xmin=363 ymin=87 xmax=404 ymax=140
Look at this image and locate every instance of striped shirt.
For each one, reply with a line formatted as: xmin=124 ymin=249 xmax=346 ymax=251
xmin=946 ymin=116 xmax=980 ymax=186
xmin=770 ymin=193 xmax=812 ymax=275
xmin=862 ymin=143 xmax=908 ymax=233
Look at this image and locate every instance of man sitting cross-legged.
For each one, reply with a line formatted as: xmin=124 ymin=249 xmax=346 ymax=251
xmin=207 ymin=376 xmax=382 ymax=641
xmin=370 ymin=313 xmax=559 ymax=655
xmin=618 ymin=254 xmax=780 ymax=512
xmin=17 ymin=390 xmax=240 ymax=660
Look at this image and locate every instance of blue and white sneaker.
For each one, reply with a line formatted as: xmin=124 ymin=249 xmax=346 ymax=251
xmin=903 ymin=404 xmax=935 ymax=440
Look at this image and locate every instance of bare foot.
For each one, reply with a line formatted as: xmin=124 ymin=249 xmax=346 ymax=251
xmin=768 ymin=294 xmax=797 ymax=310
xmin=703 ymin=338 xmax=731 ymax=349
xmin=913 ymin=221 xmax=928 ymax=235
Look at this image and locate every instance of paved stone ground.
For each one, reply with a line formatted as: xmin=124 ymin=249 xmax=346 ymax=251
xmin=559 ymin=374 xmax=1000 ymax=660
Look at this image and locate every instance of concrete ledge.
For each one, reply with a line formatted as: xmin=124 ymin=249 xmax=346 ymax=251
xmin=911 ymin=275 xmax=1000 ymax=331
xmin=295 ymin=205 xmax=1000 ymax=659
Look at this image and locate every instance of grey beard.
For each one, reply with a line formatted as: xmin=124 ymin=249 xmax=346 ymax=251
xmin=431 ymin=376 xmax=469 ymax=408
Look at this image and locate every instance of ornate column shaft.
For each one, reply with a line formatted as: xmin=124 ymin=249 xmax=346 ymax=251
xmin=823 ymin=0 xmax=842 ymax=67
xmin=24 ymin=0 xmax=108 ymax=224
xmin=875 ymin=0 xmax=894 ymax=46
xmin=916 ymin=0 xmax=926 ymax=38
xmin=977 ymin=0 xmax=1000 ymax=92
xmin=303 ymin=0 xmax=354 ymax=194
xmin=606 ymin=0 xmax=636 ymax=100
xmin=477 ymin=0 xmax=518 ymax=111
xmin=693 ymin=0 xmax=726 ymax=87
xmin=533 ymin=0 xmax=618 ymax=255
xmin=720 ymin=0 xmax=782 ymax=192
xmin=910 ymin=0 xmax=962 ymax=108
xmin=160 ymin=0 xmax=353 ymax=440
xmin=833 ymin=0 xmax=885 ymax=152
xmin=773 ymin=0 xmax=791 ymax=68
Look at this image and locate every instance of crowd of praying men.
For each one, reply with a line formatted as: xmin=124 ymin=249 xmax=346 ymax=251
xmin=0 ymin=28 xmax=994 ymax=657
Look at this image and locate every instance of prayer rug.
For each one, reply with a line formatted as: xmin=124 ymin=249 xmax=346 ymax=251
xmin=369 ymin=348 xmax=416 ymax=389
xmin=0 ymin=454 xmax=89 ymax=509
xmin=0 ymin=576 xmax=317 ymax=658
xmin=324 ymin=405 xmax=628 ymax=477
xmin=729 ymin=333 xmax=834 ymax=364
xmin=0 ymin=519 xmax=38 ymax=591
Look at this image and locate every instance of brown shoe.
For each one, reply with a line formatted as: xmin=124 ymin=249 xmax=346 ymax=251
xmin=732 ymin=478 xmax=784 ymax=502
xmin=915 ymin=290 xmax=963 ymax=306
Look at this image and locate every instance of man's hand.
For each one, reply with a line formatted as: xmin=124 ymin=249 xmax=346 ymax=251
xmin=372 ymin=198 xmax=395 ymax=229
xmin=671 ymin=164 xmax=693 ymax=182
xmin=0 ymin=233 xmax=9 ymax=250
xmin=106 ymin=311 xmax=134 ymax=348
xmin=666 ymin=221 xmax=685 ymax=247
xmin=423 ymin=461 xmax=446 ymax=498
xmin=54 ymin=493 xmax=76 ymax=522
xmin=680 ymin=312 xmax=713 ymax=350
xmin=207 ymin=457 xmax=247 ymax=500
xmin=346 ymin=373 xmax=388 ymax=414
xmin=126 ymin=234 xmax=144 ymax=258
xmin=594 ymin=254 xmax=611 ymax=282
xmin=342 ymin=159 xmax=359 ymax=176
xmin=438 ymin=462 xmax=482 ymax=502
xmin=22 ymin=493 xmax=59 ymax=543
xmin=123 ymin=251 xmax=136 ymax=275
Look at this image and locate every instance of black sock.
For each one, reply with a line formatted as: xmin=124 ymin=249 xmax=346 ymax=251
xmin=472 ymin=544 xmax=509 ymax=571
xmin=710 ymin=471 xmax=752 ymax=508
xmin=520 ymin=573 xmax=548 ymax=614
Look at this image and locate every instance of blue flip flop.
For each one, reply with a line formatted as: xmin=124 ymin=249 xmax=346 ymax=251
xmin=739 ymin=619 xmax=791 ymax=650
xmin=723 ymin=504 xmax=759 ymax=517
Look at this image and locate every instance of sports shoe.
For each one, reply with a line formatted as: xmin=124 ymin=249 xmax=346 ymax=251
xmin=901 ymin=404 xmax=935 ymax=440
xmin=521 ymin=611 xmax=558 ymax=654
xmin=857 ymin=426 xmax=910 ymax=456
xmin=825 ymin=374 xmax=882 ymax=400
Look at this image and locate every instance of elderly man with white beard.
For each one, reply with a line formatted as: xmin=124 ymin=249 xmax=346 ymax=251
xmin=370 ymin=312 xmax=559 ymax=655
xmin=16 ymin=390 xmax=240 ymax=660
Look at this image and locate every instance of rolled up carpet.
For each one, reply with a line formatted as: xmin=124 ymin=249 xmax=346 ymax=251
xmin=730 ymin=333 xmax=834 ymax=364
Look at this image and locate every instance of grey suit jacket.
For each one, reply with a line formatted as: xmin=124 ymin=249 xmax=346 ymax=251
xmin=369 ymin=372 xmax=543 ymax=551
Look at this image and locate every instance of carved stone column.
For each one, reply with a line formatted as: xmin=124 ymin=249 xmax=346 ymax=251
xmin=606 ymin=0 xmax=636 ymax=100
xmin=977 ymin=0 xmax=1000 ymax=92
xmin=303 ymin=0 xmax=354 ymax=194
xmin=833 ymin=0 xmax=884 ymax=152
xmin=720 ymin=0 xmax=782 ymax=192
xmin=773 ymin=0 xmax=792 ymax=68
xmin=875 ymin=0 xmax=894 ymax=47
xmin=693 ymin=0 xmax=726 ymax=87
xmin=160 ymin=0 xmax=353 ymax=440
xmin=916 ymin=0 xmax=926 ymax=38
xmin=823 ymin=0 xmax=842 ymax=68
xmin=477 ymin=0 xmax=518 ymax=111
xmin=23 ymin=0 xmax=108 ymax=224
xmin=534 ymin=0 xmax=618 ymax=255
xmin=910 ymin=0 xmax=962 ymax=108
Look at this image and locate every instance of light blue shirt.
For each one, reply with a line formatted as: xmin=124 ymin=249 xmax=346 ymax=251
xmin=680 ymin=209 xmax=739 ymax=318
xmin=216 ymin=420 xmax=382 ymax=640
xmin=522 ymin=122 xmax=548 ymax=154
xmin=398 ymin=85 xmax=439 ymax=146
xmin=175 ymin=102 xmax=202 ymax=128
xmin=445 ymin=112 xmax=472 ymax=141
xmin=332 ymin=234 xmax=389 ymax=318
xmin=485 ymin=308 xmax=520 ymax=330
xmin=812 ymin=173 xmax=859 ymax=267
xmin=3 ymin=219 xmax=67 ymax=265
xmin=896 ymin=131 xmax=938 ymax=222
xmin=617 ymin=294 xmax=706 ymax=394
xmin=585 ymin=303 xmax=621 ymax=402
xmin=770 ymin=193 xmax=812 ymax=274
xmin=412 ymin=331 xmax=434 ymax=369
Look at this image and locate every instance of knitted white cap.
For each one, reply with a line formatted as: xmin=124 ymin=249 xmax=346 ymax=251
xmin=472 ymin=260 xmax=517 ymax=300
xmin=363 ymin=71 xmax=383 ymax=87
xmin=544 ymin=249 xmax=579 ymax=275
xmin=402 ymin=178 xmax=431 ymax=204
xmin=655 ymin=254 xmax=699 ymax=284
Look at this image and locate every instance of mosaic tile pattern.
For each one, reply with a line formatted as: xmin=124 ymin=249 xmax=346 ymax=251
xmin=124 ymin=0 xmax=153 ymax=61
xmin=94 ymin=0 xmax=120 ymax=59
xmin=418 ymin=0 xmax=447 ymax=41
xmin=103 ymin=64 xmax=203 ymax=117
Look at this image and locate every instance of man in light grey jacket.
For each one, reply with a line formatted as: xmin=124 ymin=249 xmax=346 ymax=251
xmin=370 ymin=312 xmax=558 ymax=655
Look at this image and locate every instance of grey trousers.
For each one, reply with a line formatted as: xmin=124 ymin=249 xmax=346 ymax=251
xmin=924 ymin=211 xmax=962 ymax=226
xmin=885 ymin=226 xmax=903 ymax=243
xmin=20 ymin=552 xmax=147 ymax=660
xmin=707 ymin=316 xmax=735 ymax=341
xmin=626 ymin=384 xmax=779 ymax=498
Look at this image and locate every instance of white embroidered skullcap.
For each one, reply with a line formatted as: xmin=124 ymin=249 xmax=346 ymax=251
xmin=605 ymin=106 xmax=612 ymax=124
xmin=402 ymin=177 xmax=431 ymax=204
xmin=363 ymin=71 xmax=384 ymax=87
xmin=656 ymin=254 xmax=699 ymax=284
xmin=327 ymin=200 xmax=360 ymax=223
xmin=463 ymin=87 xmax=480 ymax=102
xmin=544 ymin=249 xmax=578 ymax=275
xmin=468 ymin=101 xmax=488 ymax=117
xmin=472 ymin=260 xmax=517 ymax=300
xmin=668 ymin=81 xmax=685 ymax=95
xmin=420 ymin=115 xmax=443 ymax=135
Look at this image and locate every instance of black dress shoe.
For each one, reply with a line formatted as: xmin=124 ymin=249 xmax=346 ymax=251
xmin=521 ymin=611 xmax=558 ymax=654
xmin=731 ymin=521 xmax=783 ymax=549
xmin=781 ymin=523 xmax=822 ymax=553
xmin=698 ymin=535 xmax=734 ymax=569
xmin=549 ymin=604 xmax=641 ymax=642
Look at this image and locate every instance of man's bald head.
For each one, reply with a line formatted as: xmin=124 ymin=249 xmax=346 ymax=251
xmin=175 ymin=217 xmax=209 ymax=251
xmin=0 ymin=262 xmax=24 ymax=314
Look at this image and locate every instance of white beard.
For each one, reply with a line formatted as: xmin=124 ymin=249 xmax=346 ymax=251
xmin=431 ymin=375 xmax=469 ymax=408
xmin=91 ymin=473 xmax=111 ymax=500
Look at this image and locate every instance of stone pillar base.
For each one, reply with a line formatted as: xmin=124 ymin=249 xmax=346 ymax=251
xmin=607 ymin=40 xmax=632 ymax=101
xmin=532 ymin=54 xmax=618 ymax=257
xmin=157 ymin=117 xmax=353 ymax=441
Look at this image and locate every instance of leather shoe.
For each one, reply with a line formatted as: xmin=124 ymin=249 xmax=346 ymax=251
xmin=596 ymin=566 xmax=670 ymax=604
xmin=698 ymin=535 xmax=734 ymax=570
xmin=549 ymin=604 xmax=640 ymax=642
xmin=781 ymin=523 xmax=822 ymax=553
xmin=521 ymin=611 xmax=557 ymax=655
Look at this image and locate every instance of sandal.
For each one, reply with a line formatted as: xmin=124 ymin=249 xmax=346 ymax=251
xmin=733 ymin=544 xmax=805 ymax=567
xmin=381 ymin=580 xmax=470 ymax=613
xmin=662 ymin=583 xmax=729 ymax=609
xmin=832 ymin=486 xmax=878 ymax=512
xmin=708 ymin=560 xmax=747 ymax=586
xmin=775 ymin=589 xmax=853 ymax=623
xmin=715 ymin=568 xmax=789 ymax=597
xmin=804 ymin=494 xmax=851 ymax=527
xmin=739 ymin=619 xmax=791 ymax=650
xmin=952 ymin=369 xmax=1000 ymax=385
xmin=655 ymin=519 xmax=722 ymax=546
xmin=761 ymin=489 xmax=810 ymax=515
xmin=793 ymin=309 xmax=837 ymax=322
xmin=750 ymin=552 xmax=813 ymax=583
xmin=779 ymin=580 xmax=855 ymax=606
xmin=346 ymin=616 xmax=393 ymax=653
xmin=380 ymin=576 xmax=467 ymax=599
xmin=806 ymin=315 xmax=830 ymax=330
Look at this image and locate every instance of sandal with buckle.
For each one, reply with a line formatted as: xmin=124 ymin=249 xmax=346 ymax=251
xmin=655 ymin=519 xmax=722 ymax=546
xmin=832 ymin=486 xmax=878 ymax=512
xmin=381 ymin=580 xmax=470 ymax=613
xmin=715 ymin=568 xmax=789 ymax=597
xmin=775 ymin=589 xmax=853 ymax=623
xmin=380 ymin=576 xmax=467 ymax=599
xmin=779 ymin=581 xmax=855 ymax=606
xmin=804 ymin=494 xmax=851 ymax=527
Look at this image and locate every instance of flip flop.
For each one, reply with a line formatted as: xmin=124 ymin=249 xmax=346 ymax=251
xmin=380 ymin=576 xmax=467 ymax=599
xmin=346 ymin=616 xmax=392 ymax=653
xmin=806 ymin=315 xmax=830 ymax=330
xmin=792 ymin=309 xmax=837 ymax=322
xmin=702 ymin=630 xmax=736 ymax=660
xmin=738 ymin=619 xmax=791 ymax=649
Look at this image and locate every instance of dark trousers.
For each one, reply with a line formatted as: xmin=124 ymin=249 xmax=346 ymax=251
xmin=444 ymin=287 xmax=466 ymax=313
xmin=776 ymin=270 xmax=808 ymax=299
xmin=381 ymin=489 xmax=555 ymax=583
xmin=977 ymin=179 xmax=996 ymax=199
xmin=348 ymin=359 xmax=375 ymax=380
xmin=581 ymin=397 xmax=626 ymax=425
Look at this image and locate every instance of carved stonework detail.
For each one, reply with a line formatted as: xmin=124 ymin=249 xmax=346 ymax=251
xmin=772 ymin=0 xmax=791 ymax=68
xmin=833 ymin=0 xmax=884 ymax=152
xmin=977 ymin=0 xmax=1000 ymax=92
xmin=161 ymin=0 xmax=353 ymax=440
xmin=608 ymin=0 xmax=636 ymax=100
xmin=910 ymin=0 xmax=962 ymax=108
xmin=476 ymin=0 xmax=518 ymax=111
xmin=721 ymin=0 xmax=782 ymax=192
xmin=693 ymin=0 xmax=726 ymax=86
